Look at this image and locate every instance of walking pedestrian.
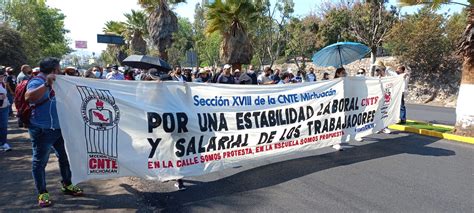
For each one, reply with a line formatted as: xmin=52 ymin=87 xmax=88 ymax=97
xmin=356 ymin=68 xmax=366 ymax=77
xmin=16 ymin=65 xmax=33 ymax=127
xmin=306 ymin=67 xmax=317 ymax=82
xmin=396 ymin=65 xmax=408 ymax=124
xmin=0 ymin=67 xmax=12 ymax=151
xmin=322 ymin=71 xmax=330 ymax=80
xmin=246 ymin=65 xmax=258 ymax=85
xmin=17 ymin=65 xmax=32 ymax=83
xmin=25 ymin=57 xmax=83 ymax=207
xmin=172 ymin=66 xmax=186 ymax=82
xmin=3 ymin=67 xmax=16 ymax=116
xmin=106 ymin=65 xmax=124 ymax=80
xmin=257 ymin=67 xmax=273 ymax=85
xmin=217 ymin=64 xmax=235 ymax=84
xmin=334 ymin=67 xmax=347 ymax=79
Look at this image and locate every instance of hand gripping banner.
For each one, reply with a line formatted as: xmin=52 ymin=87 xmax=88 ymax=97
xmin=55 ymin=76 xmax=404 ymax=183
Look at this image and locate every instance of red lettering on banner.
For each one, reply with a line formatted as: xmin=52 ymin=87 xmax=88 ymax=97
xmin=97 ymin=159 xmax=105 ymax=169
xmin=89 ymin=158 xmax=97 ymax=169
xmin=148 ymin=161 xmax=160 ymax=169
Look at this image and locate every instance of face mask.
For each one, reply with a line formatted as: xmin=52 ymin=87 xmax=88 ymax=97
xmin=95 ymin=71 xmax=101 ymax=78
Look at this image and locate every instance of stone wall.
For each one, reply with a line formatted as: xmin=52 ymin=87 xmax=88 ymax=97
xmin=271 ymin=56 xmax=460 ymax=107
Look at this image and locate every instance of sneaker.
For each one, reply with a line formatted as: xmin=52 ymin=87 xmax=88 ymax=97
xmin=355 ymin=138 xmax=363 ymax=142
xmin=1 ymin=143 xmax=11 ymax=152
xmin=61 ymin=184 xmax=83 ymax=196
xmin=38 ymin=193 xmax=52 ymax=207
xmin=174 ymin=179 xmax=186 ymax=191
xmin=382 ymin=128 xmax=391 ymax=134
xmin=398 ymin=120 xmax=406 ymax=125
xmin=332 ymin=144 xmax=343 ymax=151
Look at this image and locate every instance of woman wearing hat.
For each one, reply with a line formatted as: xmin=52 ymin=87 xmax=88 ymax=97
xmin=194 ymin=68 xmax=211 ymax=83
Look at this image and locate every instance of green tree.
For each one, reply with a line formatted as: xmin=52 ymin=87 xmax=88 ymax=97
xmin=350 ymin=0 xmax=397 ymax=76
xmin=124 ymin=10 xmax=148 ymax=55
xmin=193 ymin=2 xmax=206 ymax=67
xmin=198 ymin=31 xmax=222 ymax=67
xmin=102 ymin=21 xmax=128 ymax=64
xmin=285 ymin=16 xmax=321 ymax=71
xmin=318 ymin=5 xmax=354 ymax=48
xmin=397 ymin=0 xmax=474 ymax=136
xmin=0 ymin=25 xmax=27 ymax=69
xmin=206 ymin=0 xmax=260 ymax=70
xmin=138 ymin=0 xmax=186 ymax=61
xmin=386 ymin=8 xmax=449 ymax=78
xmin=167 ymin=17 xmax=194 ymax=66
xmin=249 ymin=0 xmax=294 ymax=69
xmin=446 ymin=10 xmax=468 ymax=50
xmin=5 ymin=0 xmax=70 ymax=65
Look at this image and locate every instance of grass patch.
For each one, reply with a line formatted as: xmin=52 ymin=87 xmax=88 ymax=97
xmin=403 ymin=121 xmax=453 ymax=133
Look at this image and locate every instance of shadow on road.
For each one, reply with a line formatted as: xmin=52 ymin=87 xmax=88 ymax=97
xmin=1 ymin=115 xmax=455 ymax=211
xmin=133 ymin=133 xmax=454 ymax=211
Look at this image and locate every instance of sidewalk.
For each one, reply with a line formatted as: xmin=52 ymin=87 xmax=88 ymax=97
xmin=0 ymin=117 xmax=140 ymax=211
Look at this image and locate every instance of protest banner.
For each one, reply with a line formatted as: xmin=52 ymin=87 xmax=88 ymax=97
xmin=54 ymin=75 xmax=404 ymax=183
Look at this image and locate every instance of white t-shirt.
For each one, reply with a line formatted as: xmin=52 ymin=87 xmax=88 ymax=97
xmin=0 ymin=83 xmax=10 ymax=108
xmin=257 ymin=74 xmax=272 ymax=84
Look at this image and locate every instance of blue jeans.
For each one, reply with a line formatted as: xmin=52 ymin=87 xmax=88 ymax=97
xmin=29 ymin=126 xmax=72 ymax=194
xmin=7 ymin=93 xmax=13 ymax=115
xmin=0 ymin=107 xmax=8 ymax=146
xmin=400 ymin=94 xmax=406 ymax=121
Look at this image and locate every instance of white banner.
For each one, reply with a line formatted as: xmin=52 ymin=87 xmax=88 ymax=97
xmin=55 ymin=75 xmax=404 ymax=183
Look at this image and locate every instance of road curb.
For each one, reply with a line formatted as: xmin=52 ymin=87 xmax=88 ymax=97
xmin=388 ymin=122 xmax=474 ymax=145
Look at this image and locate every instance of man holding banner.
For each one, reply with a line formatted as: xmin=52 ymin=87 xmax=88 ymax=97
xmin=25 ymin=57 xmax=83 ymax=207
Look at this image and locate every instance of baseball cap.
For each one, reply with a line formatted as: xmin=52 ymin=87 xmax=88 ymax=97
xmin=223 ymin=64 xmax=231 ymax=69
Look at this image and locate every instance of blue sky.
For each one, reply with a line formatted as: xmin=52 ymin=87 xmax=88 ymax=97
xmin=46 ymin=0 xmax=469 ymax=55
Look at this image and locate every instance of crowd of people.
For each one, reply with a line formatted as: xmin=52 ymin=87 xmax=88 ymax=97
xmin=61 ymin=63 xmax=338 ymax=85
xmin=0 ymin=57 xmax=408 ymax=208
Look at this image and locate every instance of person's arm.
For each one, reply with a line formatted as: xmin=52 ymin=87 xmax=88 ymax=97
xmin=25 ymin=74 xmax=55 ymax=103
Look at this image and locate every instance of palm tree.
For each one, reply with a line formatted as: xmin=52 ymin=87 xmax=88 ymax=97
xmin=399 ymin=0 xmax=473 ymax=136
xmin=205 ymin=0 xmax=259 ymax=70
xmin=103 ymin=21 xmax=127 ymax=63
xmin=137 ymin=0 xmax=186 ymax=61
xmin=124 ymin=10 xmax=148 ymax=55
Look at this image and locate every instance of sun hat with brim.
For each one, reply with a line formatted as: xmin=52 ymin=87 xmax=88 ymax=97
xmin=198 ymin=69 xmax=208 ymax=74
xmin=64 ymin=66 xmax=76 ymax=71
xmin=373 ymin=60 xmax=386 ymax=70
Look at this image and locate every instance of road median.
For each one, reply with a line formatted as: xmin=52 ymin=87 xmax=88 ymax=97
xmin=388 ymin=120 xmax=474 ymax=144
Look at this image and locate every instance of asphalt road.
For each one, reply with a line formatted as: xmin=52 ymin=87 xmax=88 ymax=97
xmin=1 ymin=115 xmax=472 ymax=212
xmin=406 ymin=104 xmax=456 ymax=125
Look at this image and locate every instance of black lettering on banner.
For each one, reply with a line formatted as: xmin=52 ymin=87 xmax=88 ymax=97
xmin=177 ymin=113 xmax=188 ymax=133
xmin=207 ymin=137 xmax=217 ymax=152
xmin=147 ymin=112 xmax=188 ymax=133
xmin=175 ymin=138 xmax=186 ymax=157
xmin=148 ymin=138 xmax=162 ymax=158
xmin=258 ymin=131 xmax=277 ymax=144
xmin=147 ymin=112 xmax=161 ymax=133
xmin=187 ymin=137 xmax=196 ymax=156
